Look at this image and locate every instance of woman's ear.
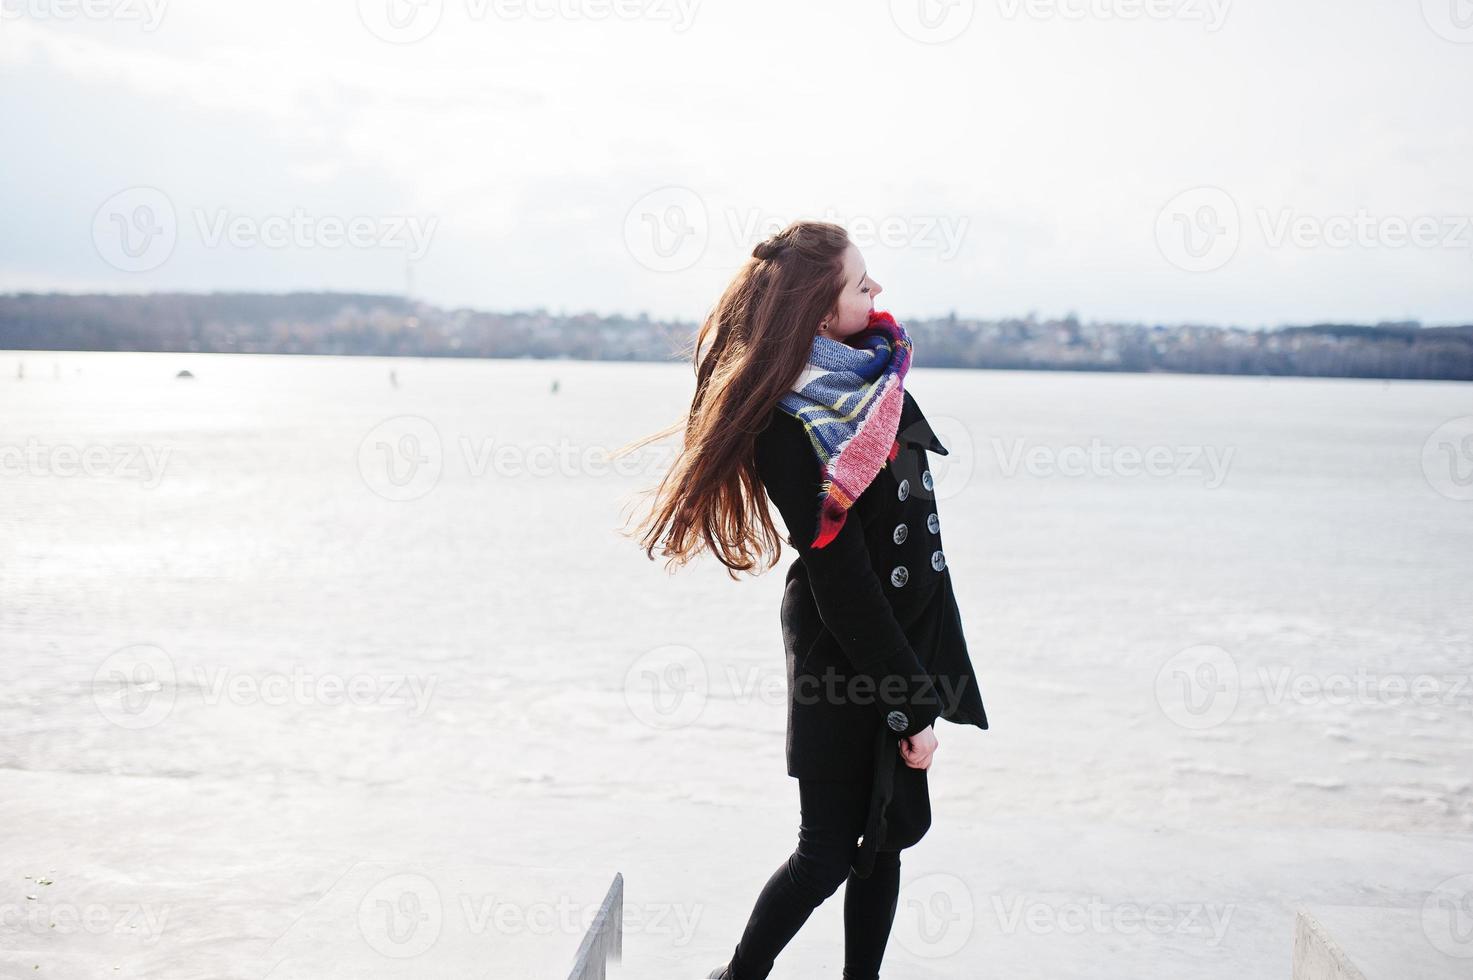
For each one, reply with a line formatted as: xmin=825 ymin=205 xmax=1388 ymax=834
xmin=819 ymin=303 xmax=839 ymax=334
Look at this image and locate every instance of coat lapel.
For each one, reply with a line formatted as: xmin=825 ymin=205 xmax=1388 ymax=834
xmin=896 ymin=390 xmax=949 ymax=456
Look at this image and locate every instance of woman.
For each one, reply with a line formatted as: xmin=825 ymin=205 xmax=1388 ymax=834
xmin=621 ymin=220 xmax=989 ymax=980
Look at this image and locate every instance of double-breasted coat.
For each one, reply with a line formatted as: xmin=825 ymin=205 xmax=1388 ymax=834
xmin=753 ymin=388 xmax=991 ymax=799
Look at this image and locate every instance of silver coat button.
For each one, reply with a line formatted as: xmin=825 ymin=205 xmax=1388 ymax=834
xmin=892 ymin=523 xmax=908 ymax=545
xmin=922 ymin=470 xmax=934 ymax=491
xmin=931 ymin=550 xmax=946 ymax=572
xmin=886 ymin=710 xmax=909 ymax=732
xmin=897 ymin=478 xmax=910 ymax=501
xmin=927 ymin=513 xmax=940 ymax=535
xmin=890 ymin=565 xmax=909 ymax=587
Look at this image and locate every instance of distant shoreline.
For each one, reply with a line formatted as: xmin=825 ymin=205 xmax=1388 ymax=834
xmin=3 ymin=291 xmax=1470 ymax=382
xmin=5 ymin=348 xmax=1469 ymax=389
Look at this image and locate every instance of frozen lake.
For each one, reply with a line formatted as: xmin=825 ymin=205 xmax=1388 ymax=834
xmin=1 ymin=350 xmax=1470 ymax=978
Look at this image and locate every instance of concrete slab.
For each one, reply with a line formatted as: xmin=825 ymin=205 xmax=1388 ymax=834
xmin=1294 ymin=905 xmax=1471 ymax=980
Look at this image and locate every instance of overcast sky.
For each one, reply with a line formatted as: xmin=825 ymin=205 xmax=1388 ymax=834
xmin=2 ymin=0 xmax=1470 ymax=327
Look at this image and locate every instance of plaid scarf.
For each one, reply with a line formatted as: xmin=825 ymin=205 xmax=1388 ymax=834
xmin=775 ymin=310 xmax=913 ymax=549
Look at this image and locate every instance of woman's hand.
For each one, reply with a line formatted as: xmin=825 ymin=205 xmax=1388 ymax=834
xmin=899 ymin=725 xmax=937 ymax=769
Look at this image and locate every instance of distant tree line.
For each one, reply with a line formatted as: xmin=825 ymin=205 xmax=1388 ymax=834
xmin=1 ymin=291 xmax=1469 ymax=381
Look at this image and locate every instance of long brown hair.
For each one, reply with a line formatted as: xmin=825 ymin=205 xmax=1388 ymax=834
xmin=615 ymin=220 xmax=851 ymax=578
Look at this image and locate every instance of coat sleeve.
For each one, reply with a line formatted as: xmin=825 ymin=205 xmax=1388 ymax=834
xmin=753 ymin=414 xmax=943 ymax=740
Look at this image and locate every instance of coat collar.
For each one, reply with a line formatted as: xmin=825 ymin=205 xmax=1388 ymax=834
xmin=897 ymin=389 xmax=949 ymax=456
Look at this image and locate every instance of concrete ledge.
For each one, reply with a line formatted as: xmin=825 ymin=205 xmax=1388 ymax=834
xmin=1293 ymin=905 xmax=1469 ymax=980
xmin=1294 ymin=908 xmax=1368 ymax=980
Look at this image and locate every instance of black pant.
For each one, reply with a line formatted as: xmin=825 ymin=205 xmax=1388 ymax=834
xmin=724 ymin=777 xmax=902 ymax=980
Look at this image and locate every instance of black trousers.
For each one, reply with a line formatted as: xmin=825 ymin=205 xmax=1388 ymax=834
xmin=724 ymin=777 xmax=902 ymax=980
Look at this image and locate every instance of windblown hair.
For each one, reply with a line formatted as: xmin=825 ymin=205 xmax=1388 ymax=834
xmin=615 ymin=220 xmax=851 ymax=578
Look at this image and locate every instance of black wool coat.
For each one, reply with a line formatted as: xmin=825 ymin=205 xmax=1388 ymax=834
xmin=753 ymin=388 xmax=990 ymax=785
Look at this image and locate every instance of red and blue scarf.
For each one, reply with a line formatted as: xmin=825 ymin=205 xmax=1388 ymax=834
xmin=776 ymin=310 xmax=913 ymax=549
